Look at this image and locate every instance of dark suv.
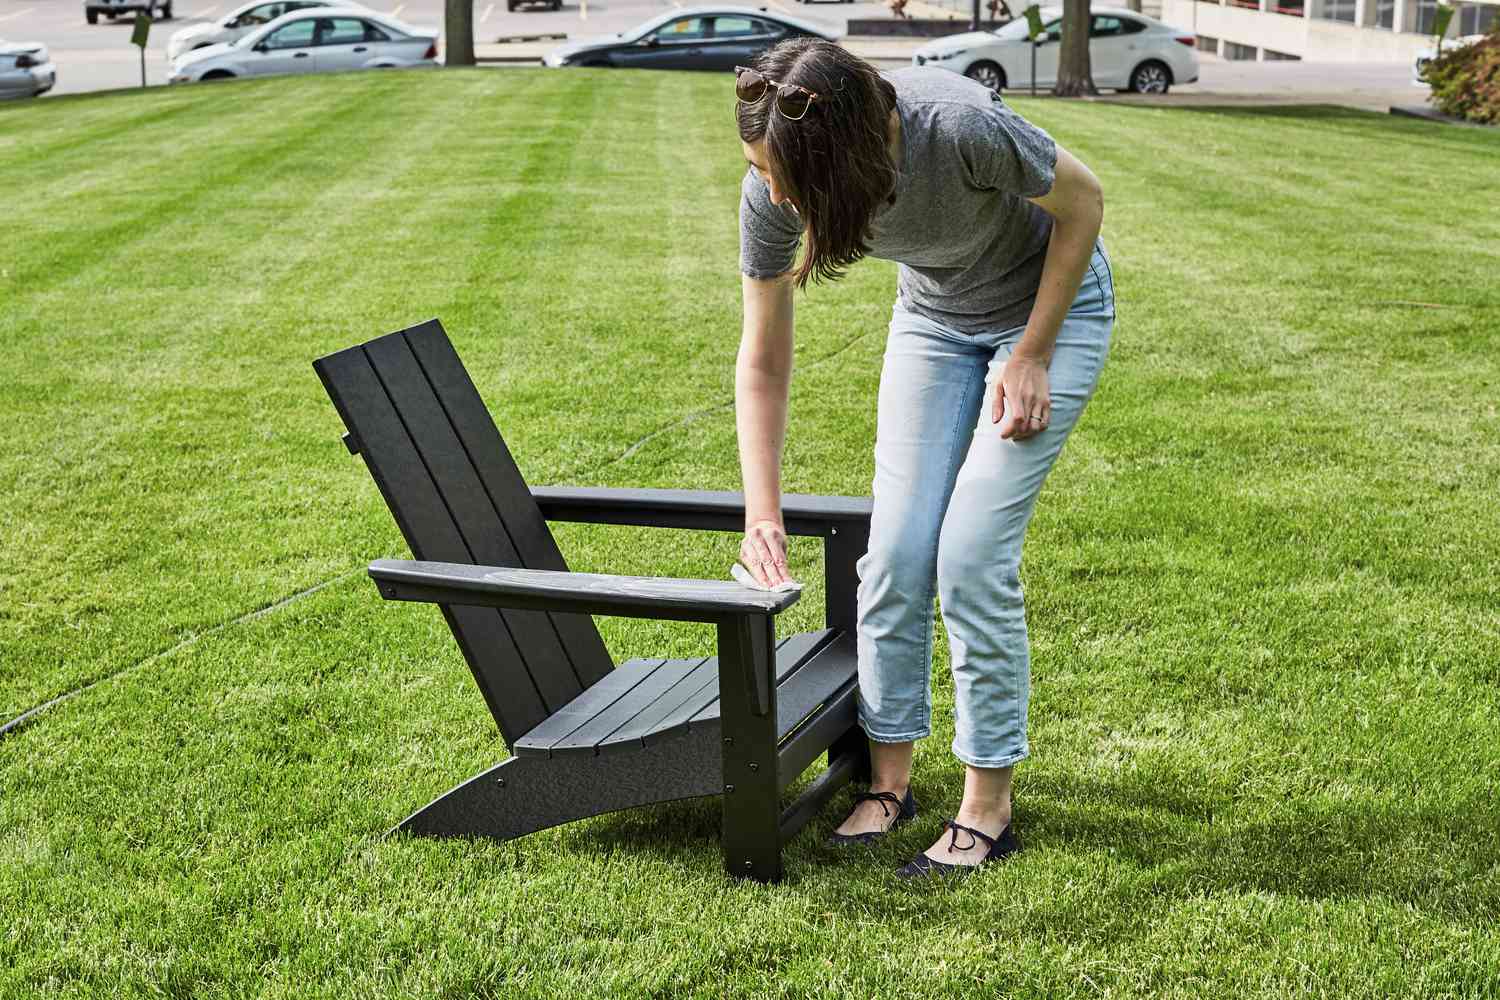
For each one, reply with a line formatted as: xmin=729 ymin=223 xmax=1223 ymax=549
xmin=86 ymin=0 xmax=173 ymax=25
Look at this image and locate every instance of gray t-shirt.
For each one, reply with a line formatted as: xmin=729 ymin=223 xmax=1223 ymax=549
xmin=740 ymin=65 xmax=1085 ymax=335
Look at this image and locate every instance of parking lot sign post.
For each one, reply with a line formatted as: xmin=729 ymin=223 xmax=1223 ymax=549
xmin=1024 ymin=4 xmax=1043 ymax=96
xmin=1432 ymin=3 xmax=1454 ymax=54
xmin=131 ymin=13 xmax=151 ymax=87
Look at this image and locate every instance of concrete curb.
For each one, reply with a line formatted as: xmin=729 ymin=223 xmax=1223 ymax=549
xmin=1389 ymin=103 xmax=1497 ymax=128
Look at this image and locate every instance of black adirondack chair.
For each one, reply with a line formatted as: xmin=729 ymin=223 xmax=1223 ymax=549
xmin=312 ymin=319 xmax=873 ymax=882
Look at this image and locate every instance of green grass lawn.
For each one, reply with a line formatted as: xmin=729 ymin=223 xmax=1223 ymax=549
xmin=2 ymin=68 xmax=1498 ymax=997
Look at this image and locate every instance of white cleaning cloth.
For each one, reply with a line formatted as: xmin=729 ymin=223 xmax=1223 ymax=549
xmin=730 ymin=562 xmax=804 ymax=593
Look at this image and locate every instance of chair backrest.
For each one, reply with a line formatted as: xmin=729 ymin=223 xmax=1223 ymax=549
xmin=313 ymin=318 xmax=614 ymax=746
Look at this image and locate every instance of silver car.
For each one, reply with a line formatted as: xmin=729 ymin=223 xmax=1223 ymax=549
xmin=166 ymin=0 xmax=364 ymax=63
xmin=168 ymin=7 xmax=437 ymax=82
xmin=0 ymin=40 xmax=55 ymax=100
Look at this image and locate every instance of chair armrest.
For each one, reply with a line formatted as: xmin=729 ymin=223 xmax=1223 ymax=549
xmin=529 ymin=486 xmax=872 ymax=537
xmin=368 ymin=559 xmax=800 ymax=622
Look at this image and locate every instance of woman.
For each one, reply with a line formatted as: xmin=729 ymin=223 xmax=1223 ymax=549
xmin=733 ymin=38 xmax=1114 ymax=878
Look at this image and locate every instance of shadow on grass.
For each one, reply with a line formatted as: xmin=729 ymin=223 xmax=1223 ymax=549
xmin=1016 ymin=772 xmax=1496 ymax=920
xmin=561 ymin=770 xmax=1496 ymax=919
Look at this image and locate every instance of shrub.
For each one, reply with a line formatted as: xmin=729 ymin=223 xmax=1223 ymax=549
xmin=1424 ymin=22 xmax=1500 ymax=125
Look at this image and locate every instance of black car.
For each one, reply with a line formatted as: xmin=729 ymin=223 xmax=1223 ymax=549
xmin=86 ymin=0 xmax=173 ymax=25
xmin=541 ymin=5 xmax=840 ymax=70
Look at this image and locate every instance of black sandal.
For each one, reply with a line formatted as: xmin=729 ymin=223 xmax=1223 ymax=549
xmin=825 ymin=787 xmax=918 ymax=846
xmin=896 ymin=817 xmax=1020 ymax=878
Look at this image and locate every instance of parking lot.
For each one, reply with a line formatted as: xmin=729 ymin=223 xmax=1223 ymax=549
xmin=2 ymin=0 xmax=1420 ymax=107
xmin=0 ymin=0 xmax=892 ymax=94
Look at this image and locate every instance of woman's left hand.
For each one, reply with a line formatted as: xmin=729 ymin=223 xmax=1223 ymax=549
xmin=992 ymin=354 xmax=1051 ymax=441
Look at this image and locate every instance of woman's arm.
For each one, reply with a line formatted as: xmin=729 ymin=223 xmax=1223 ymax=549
xmin=736 ymin=271 xmax=797 ymax=586
xmin=992 ymin=144 xmax=1104 ymax=440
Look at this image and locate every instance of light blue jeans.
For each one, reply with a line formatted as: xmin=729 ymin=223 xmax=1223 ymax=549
xmin=854 ymin=242 xmax=1116 ymax=769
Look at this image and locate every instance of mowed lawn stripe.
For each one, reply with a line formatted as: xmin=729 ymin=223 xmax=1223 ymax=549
xmin=2 ymin=77 xmax=415 ymax=294
xmin=0 ymin=72 xmax=559 ymax=718
xmin=1038 ymin=104 xmax=1498 ymax=311
xmin=0 ymin=90 xmax=207 ymax=164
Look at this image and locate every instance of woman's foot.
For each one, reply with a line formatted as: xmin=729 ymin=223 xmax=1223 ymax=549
xmin=827 ymin=784 xmax=916 ymax=844
xmin=911 ymin=799 xmax=1012 ymax=867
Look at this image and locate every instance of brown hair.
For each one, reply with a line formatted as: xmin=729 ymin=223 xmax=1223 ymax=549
xmin=736 ymin=38 xmax=900 ymax=291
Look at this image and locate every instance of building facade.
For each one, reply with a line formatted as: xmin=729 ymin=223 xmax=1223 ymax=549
xmin=1161 ymin=0 xmax=1497 ymax=61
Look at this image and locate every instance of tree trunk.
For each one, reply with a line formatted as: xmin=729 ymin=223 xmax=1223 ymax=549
xmin=1054 ymin=0 xmax=1096 ymax=96
xmin=445 ymin=0 xmax=475 ymax=67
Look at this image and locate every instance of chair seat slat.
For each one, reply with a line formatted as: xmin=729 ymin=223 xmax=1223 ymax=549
xmin=515 ymin=628 xmax=849 ymax=758
xmin=633 ymin=628 xmax=839 ymax=749
xmin=513 ymin=660 xmax=666 ymax=755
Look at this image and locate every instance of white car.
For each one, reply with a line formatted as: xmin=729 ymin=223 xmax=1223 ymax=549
xmin=0 ymin=39 xmax=55 ymax=99
xmin=167 ymin=0 xmax=361 ymax=63
xmin=914 ymin=6 xmax=1199 ymax=94
xmin=1412 ymin=33 xmax=1485 ymax=85
xmin=168 ymin=7 xmax=437 ymax=82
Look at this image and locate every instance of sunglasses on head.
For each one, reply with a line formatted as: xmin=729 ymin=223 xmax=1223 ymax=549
xmin=734 ymin=65 xmax=821 ymax=121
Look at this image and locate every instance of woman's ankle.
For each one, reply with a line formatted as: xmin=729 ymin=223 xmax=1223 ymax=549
xmin=954 ymin=797 xmax=1012 ymax=835
xmin=867 ymin=777 xmax=910 ymax=797
xmin=866 ymin=740 xmax=915 ymax=800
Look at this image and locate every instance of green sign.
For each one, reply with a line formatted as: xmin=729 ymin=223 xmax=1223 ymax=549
xmin=1431 ymin=2 xmax=1455 ymax=46
xmin=131 ymin=12 xmax=151 ymax=48
xmin=1023 ymin=4 xmax=1044 ymax=41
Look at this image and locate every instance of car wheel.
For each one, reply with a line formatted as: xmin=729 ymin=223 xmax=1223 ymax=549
xmin=964 ymin=60 xmax=1005 ymax=93
xmin=86 ymin=9 xmax=98 ymax=22
xmin=1129 ymin=60 xmax=1171 ymax=94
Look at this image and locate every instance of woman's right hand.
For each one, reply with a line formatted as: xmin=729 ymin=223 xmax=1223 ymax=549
xmin=741 ymin=519 xmax=791 ymax=588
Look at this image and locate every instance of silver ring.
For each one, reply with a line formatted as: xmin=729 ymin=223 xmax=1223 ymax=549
xmin=1027 ymin=415 xmax=1045 ymax=423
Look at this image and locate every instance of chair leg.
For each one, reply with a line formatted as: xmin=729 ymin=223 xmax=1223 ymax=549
xmin=823 ymin=519 xmax=869 ymax=637
xmin=717 ymin=613 xmax=784 ymax=883
xmin=825 ymin=517 xmax=873 ymax=785
xmin=396 ymin=725 xmax=723 ymax=841
xmin=829 ymin=724 xmax=872 ymax=785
